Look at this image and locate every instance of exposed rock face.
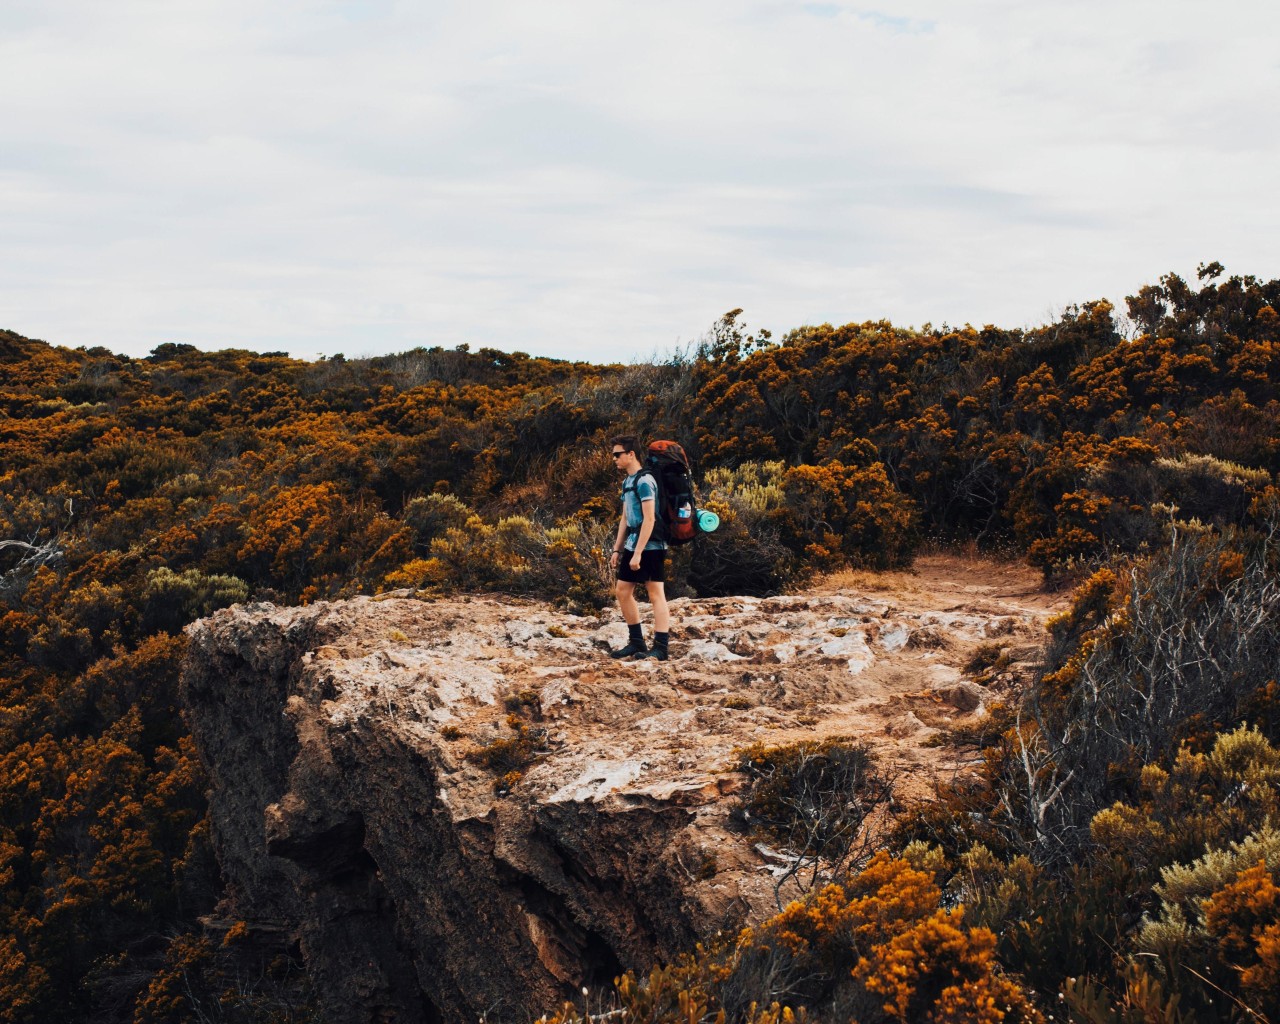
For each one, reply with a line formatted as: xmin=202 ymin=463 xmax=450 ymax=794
xmin=181 ymin=557 xmax=1058 ymax=1024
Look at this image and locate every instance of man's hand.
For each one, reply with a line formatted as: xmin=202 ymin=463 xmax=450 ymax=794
xmin=610 ymin=550 xmax=621 ymax=569
xmin=629 ymin=552 xmax=642 ymax=571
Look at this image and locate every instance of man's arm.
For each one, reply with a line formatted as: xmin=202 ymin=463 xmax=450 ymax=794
xmin=630 ymin=499 xmax=656 ymax=568
xmin=611 ymin=515 xmax=628 ymax=561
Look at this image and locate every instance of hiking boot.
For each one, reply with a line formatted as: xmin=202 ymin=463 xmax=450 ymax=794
xmin=643 ymin=646 xmax=669 ymax=661
xmin=609 ymin=640 xmax=648 ymax=659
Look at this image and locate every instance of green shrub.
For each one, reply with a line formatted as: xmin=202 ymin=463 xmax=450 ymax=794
xmin=544 ymin=514 xmax=613 ymax=610
xmin=141 ymin=567 xmax=250 ymax=634
xmin=402 ymin=492 xmax=474 ymax=552
xmin=691 ymin=462 xmax=797 ymax=596
xmin=1025 ymin=529 xmax=1280 ymax=853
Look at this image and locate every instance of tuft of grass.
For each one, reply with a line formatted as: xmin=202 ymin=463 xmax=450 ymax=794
xmin=466 ymin=714 xmax=546 ymax=774
xmin=502 ymin=689 xmax=542 ymax=714
xmin=907 ymin=627 xmax=948 ymax=650
xmin=495 ymin=769 xmax=524 ymax=795
xmin=963 ymin=642 xmax=1012 ymax=684
xmin=924 ymin=701 xmax=1017 ymax=749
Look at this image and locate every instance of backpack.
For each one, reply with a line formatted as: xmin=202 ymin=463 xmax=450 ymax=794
xmin=642 ymin=440 xmax=698 ymax=545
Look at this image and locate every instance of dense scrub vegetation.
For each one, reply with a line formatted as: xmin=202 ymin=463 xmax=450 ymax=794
xmin=541 ymin=849 xmax=1046 ymax=1024
xmin=2 ymin=263 xmax=1279 ymax=1021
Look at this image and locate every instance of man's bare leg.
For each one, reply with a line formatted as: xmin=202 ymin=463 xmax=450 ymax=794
xmin=647 ymin=582 xmax=669 ymax=633
xmin=616 ymin=580 xmax=640 ymax=624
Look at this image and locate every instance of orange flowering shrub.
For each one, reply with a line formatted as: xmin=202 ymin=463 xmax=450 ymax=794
xmin=1203 ymin=862 xmax=1280 ymax=1005
xmin=853 ymin=903 xmax=1031 ymax=1023
xmin=237 ymin=481 xmax=408 ymax=600
xmin=539 ymin=854 xmax=1041 ymax=1024
xmin=779 ymin=461 xmax=918 ymax=571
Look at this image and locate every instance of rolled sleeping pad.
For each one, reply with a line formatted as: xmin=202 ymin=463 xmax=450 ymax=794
xmin=695 ymin=509 xmax=720 ymax=533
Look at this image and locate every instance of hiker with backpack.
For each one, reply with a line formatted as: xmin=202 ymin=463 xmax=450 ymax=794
xmin=606 ymin=436 xmax=715 ymax=660
xmin=608 ymin=435 xmax=672 ymax=661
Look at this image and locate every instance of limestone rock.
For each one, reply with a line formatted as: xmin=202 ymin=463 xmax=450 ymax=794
xmin=815 ymin=630 xmax=875 ymax=675
xmin=879 ymin=625 xmax=910 ymax=652
xmin=180 ymin=556 xmax=1057 ymax=1024
xmin=884 ymin=711 xmax=935 ymax=739
xmin=685 ymin=639 xmax=746 ymax=662
xmin=933 ymin=680 xmax=986 ymax=712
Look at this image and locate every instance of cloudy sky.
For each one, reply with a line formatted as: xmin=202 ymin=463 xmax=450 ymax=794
xmin=2 ymin=1 xmax=1277 ymax=363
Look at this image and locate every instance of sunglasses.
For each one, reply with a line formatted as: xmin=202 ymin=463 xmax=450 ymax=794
xmin=611 ymin=450 xmax=626 ymax=458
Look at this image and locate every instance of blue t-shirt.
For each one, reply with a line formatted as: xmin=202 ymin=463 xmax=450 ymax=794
xmin=622 ymin=471 xmax=667 ymax=552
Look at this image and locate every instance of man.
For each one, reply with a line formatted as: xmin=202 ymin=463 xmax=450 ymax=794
xmin=607 ymin=435 xmax=671 ymax=661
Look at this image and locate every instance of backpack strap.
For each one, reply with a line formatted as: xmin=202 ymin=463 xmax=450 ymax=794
xmin=623 ymin=472 xmax=658 ymax=497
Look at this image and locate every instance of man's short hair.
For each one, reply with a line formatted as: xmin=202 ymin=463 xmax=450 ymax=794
xmin=610 ymin=434 xmax=640 ymax=456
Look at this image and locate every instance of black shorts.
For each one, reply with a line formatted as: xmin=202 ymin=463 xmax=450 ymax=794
xmin=617 ymin=547 xmax=666 ymax=584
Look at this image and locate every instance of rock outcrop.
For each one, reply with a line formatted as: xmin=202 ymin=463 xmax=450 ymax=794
xmin=181 ymin=556 xmax=1057 ymax=1024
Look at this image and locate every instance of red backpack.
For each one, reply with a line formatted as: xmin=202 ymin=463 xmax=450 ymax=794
xmin=643 ymin=440 xmax=698 ymax=545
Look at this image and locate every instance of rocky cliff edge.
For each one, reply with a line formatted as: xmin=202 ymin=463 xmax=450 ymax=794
xmin=180 ymin=556 xmax=1060 ymax=1024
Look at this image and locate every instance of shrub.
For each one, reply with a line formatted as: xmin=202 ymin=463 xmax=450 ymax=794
xmin=141 ymin=567 xmax=249 ymax=634
xmin=779 ymin=461 xmax=918 ymax=571
xmin=133 ymin=928 xmax=320 ymax=1024
xmin=544 ymin=514 xmax=614 ymax=610
xmin=703 ymin=461 xmax=789 ymax=515
xmin=1024 ymin=448 xmax=1274 ymax=578
xmin=735 ymin=738 xmax=892 ymax=903
xmin=1135 ymin=823 xmax=1280 ymax=1021
xmin=425 ymin=515 xmax=557 ymax=593
xmin=538 ymin=853 xmax=1043 ymax=1024
xmin=947 ymin=725 xmax=1280 ymax=1021
xmin=1152 ymin=453 xmax=1271 ymax=525
xmin=502 ymin=689 xmax=542 ymax=713
xmin=388 ymin=509 xmax=615 ymax=608
xmin=465 ymin=714 xmax=546 ymax=776
xmin=691 ymin=462 xmax=798 ymax=596
xmin=236 ymin=481 xmax=408 ymax=600
xmin=401 ymin=492 xmax=474 ymax=552
xmin=1010 ymin=528 xmax=1280 ymax=859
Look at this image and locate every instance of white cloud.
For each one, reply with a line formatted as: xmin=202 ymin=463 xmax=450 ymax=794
xmin=1 ymin=0 xmax=1277 ymax=361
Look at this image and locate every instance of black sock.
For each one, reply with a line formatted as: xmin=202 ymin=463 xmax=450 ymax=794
xmin=628 ymin=623 xmax=644 ymax=645
xmin=653 ymin=631 xmax=669 ymax=650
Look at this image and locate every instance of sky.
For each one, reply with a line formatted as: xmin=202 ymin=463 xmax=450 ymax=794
xmin=2 ymin=1 xmax=1278 ymax=364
